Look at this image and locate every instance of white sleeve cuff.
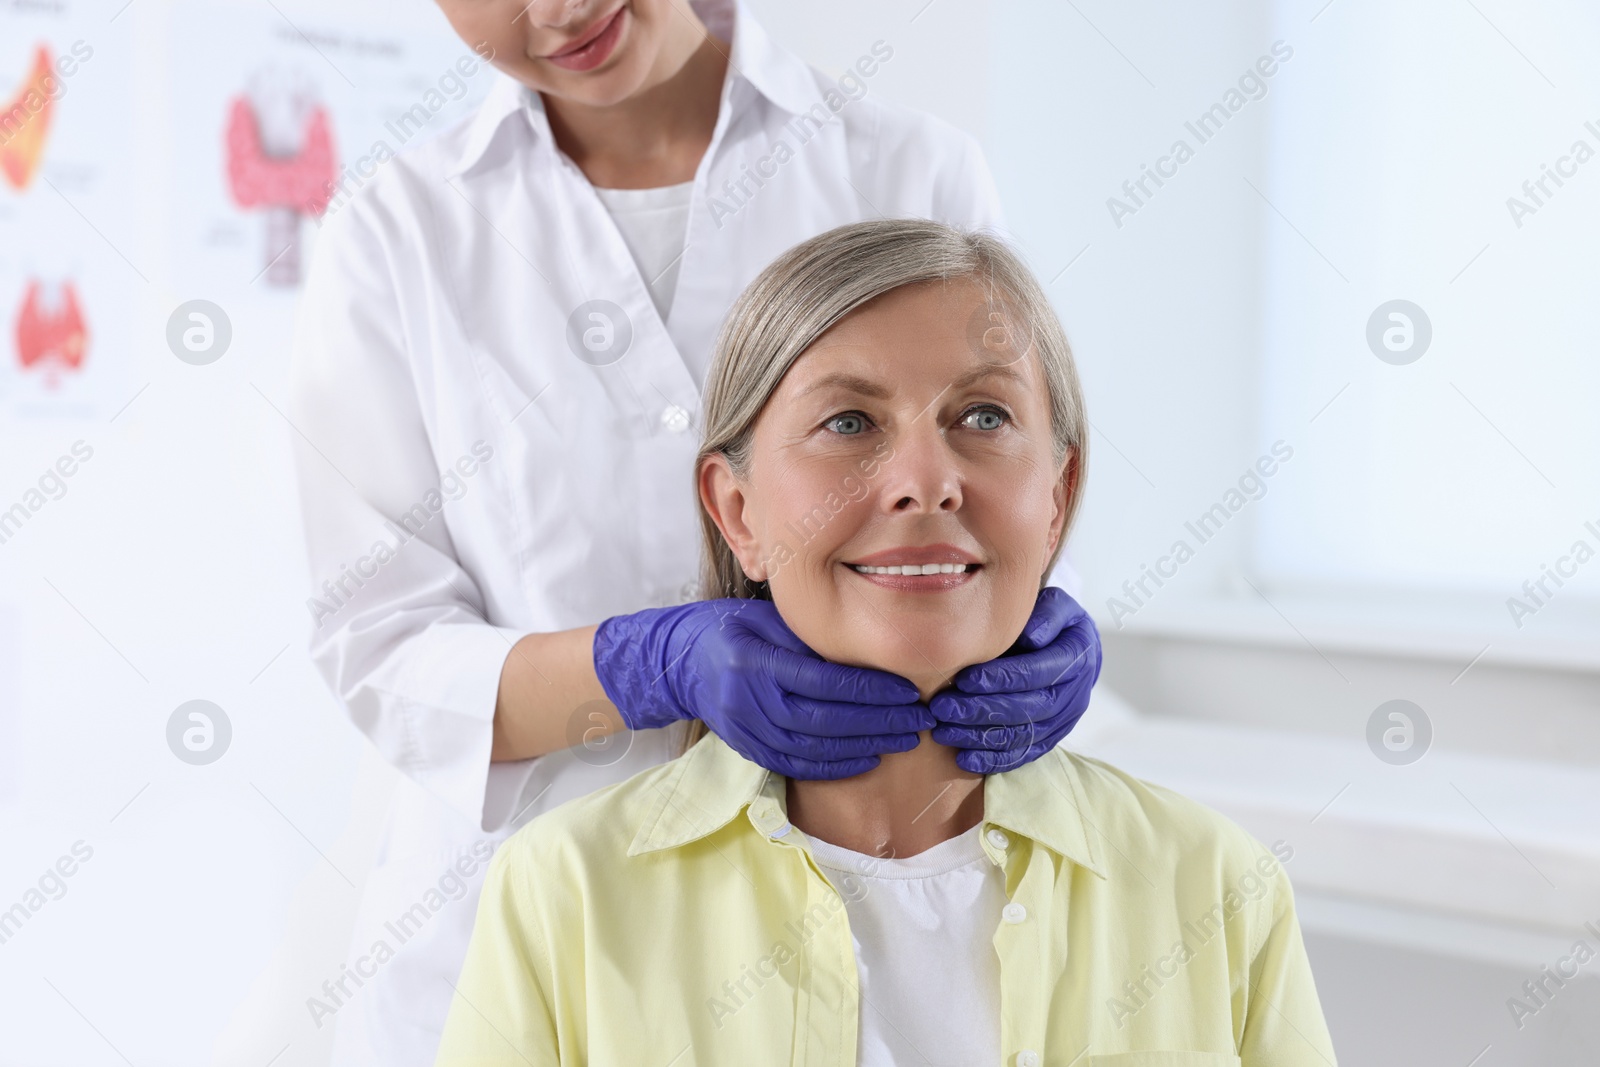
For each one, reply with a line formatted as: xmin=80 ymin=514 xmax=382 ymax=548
xmin=387 ymin=621 xmax=531 ymax=831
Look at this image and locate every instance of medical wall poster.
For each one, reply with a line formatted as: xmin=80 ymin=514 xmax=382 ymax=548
xmin=1 ymin=43 xmax=58 ymax=192
xmin=0 ymin=7 xmax=135 ymax=420
xmin=168 ymin=0 xmax=495 ymax=298
xmin=14 ymin=277 xmax=89 ymax=385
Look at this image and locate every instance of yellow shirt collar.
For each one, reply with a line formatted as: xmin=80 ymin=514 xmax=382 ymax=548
xmin=628 ymin=732 xmax=1108 ymax=879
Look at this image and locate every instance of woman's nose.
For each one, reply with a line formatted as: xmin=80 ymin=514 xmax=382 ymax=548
xmin=879 ymin=421 xmax=963 ymax=514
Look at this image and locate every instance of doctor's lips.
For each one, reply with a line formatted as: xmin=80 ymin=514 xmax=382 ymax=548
xmin=845 ymin=545 xmax=982 ymax=590
xmin=541 ymin=4 xmax=628 ymax=72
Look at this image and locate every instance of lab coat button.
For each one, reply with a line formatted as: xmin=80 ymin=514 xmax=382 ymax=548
xmin=1015 ymin=1051 xmax=1040 ymax=1067
xmin=1002 ymin=902 xmax=1027 ymax=924
xmin=660 ymin=404 xmax=691 ymax=433
xmin=985 ymin=827 xmax=1010 ymax=850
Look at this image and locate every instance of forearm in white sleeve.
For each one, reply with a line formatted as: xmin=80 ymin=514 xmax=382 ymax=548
xmin=289 ymin=198 xmax=526 ymax=833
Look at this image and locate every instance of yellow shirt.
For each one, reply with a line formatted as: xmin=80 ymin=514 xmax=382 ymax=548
xmin=436 ymin=733 xmax=1337 ymax=1067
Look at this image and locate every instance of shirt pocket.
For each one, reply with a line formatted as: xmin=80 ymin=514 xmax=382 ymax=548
xmin=1088 ymin=1054 xmax=1243 ymax=1067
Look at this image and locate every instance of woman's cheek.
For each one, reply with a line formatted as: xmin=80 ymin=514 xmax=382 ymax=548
xmin=975 ymin=466 xmax=1058 ymax=574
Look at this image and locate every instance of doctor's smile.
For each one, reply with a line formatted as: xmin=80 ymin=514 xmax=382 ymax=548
xmin=538 ymin=2 xmax=629 ymax=72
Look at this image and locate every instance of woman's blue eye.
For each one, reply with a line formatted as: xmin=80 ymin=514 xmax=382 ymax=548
xmin=826 ymin=413 xmax=869 ymax=435
xmin=963 ymin=407 xmax=1007 ymax=431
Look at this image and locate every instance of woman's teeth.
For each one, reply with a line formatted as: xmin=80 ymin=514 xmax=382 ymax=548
xmin=850 ymin=563 xmax=974 ymax=575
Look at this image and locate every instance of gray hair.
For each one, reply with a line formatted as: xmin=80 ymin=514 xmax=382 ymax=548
xmin=694 ymin=218 xmax=1088 ymax=604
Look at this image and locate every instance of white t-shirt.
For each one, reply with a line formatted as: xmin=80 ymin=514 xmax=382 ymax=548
xmin=593 ymin=180 xmax=694 ymax=336
xmin=806 ymin=824 xmax=1006 ymax=1067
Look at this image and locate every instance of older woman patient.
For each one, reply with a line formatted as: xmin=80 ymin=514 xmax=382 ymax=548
xmin=434 ymin=220 xmax=1336 ymax=1067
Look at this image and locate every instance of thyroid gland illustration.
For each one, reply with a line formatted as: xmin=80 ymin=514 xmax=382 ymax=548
xmin=0 ymin=45 xmax=57 ymax=191
xmin=15 ymin=279 xmax=89 ymax=388
xmin=224 ymin=69 xmax=337 ymax=287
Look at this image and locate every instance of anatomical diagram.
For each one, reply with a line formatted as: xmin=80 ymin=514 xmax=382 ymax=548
xmin=224 ymin=67 xmax=337 ymax=287
xmin=14 ymin=279 xmax=89 ymax=388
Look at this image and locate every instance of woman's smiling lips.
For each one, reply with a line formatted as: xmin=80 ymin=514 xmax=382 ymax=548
xmin=844 ymin=545 xmax=982 ymax=592
xmin=543 ymin=4 xmax=628 ymax=72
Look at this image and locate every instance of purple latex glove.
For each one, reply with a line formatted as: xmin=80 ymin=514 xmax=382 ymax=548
xmin=929 ymin=587 xmax=1103 ymax=774
xmin=594 ymin=598 xmax=932 ymax=780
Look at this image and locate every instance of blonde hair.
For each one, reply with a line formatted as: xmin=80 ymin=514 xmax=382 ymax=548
xmin=683 ymin=219 xmax=1088 ymax=752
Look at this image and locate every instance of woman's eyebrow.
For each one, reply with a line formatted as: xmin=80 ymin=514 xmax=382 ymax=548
xmin=796 ymin=372 xmax=892 ymax=400
xmin=797 ymin=362 xmax=1027 ymax=403
xmin=950 ymin=361 xmax=1029 ymax=390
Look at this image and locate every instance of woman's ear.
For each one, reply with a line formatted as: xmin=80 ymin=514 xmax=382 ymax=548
xmin=1043 ymin=449 xmax=1077 ymax=559
xmin=698 ymin=455 xmax=771 ymax=581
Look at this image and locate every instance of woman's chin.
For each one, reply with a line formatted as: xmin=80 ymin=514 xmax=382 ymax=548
xmin=845 ymin=640 xmax=982 ymax=700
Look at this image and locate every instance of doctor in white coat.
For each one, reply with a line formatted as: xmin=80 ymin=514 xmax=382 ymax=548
xmin=290 ymin=0 xmax=1102 ymax=1062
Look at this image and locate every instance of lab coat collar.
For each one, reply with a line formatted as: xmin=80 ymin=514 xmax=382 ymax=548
xmin=448 ymin=0 xmax=822 ymax=180
xmin=628 ymin=730 xmax=1110 ymax=879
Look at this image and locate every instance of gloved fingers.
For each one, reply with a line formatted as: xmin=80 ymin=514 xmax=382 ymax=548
xmin=939 ymin=692 xmax=1088 ymax=770
xmin=730 ymin=708 xmax=924 ymax=762
xmin=711 ymin=601 xmax=920 ymax=705
xmin=777 ymin=695 xmax=935 ymax=737
xmin=953 ymin=619 xmax=1101 ymax=695
xmin=717 ymin=691 xmax=924 ymax=761
xmin=930 ymin=685 xmax=1064 ymax=728
xmin=774 ymin=727 xmax=924 ymax=763
xmin=765 ymin=645 xmax=920 ymax=706
xmin=954 ymin=738 xmax=1059 ymax=776
xmin=1015 ymin=586 xmax=1086 ymax=650
xmin=711 ymin=598 xmax=812 ymax=655
xmin=931 ymin=720 xmax=1043 ymax=751
xmin=768 ymin=752 xmax=888 ymax=782
xmin=714 ymin=717 xmax=893 ymax=780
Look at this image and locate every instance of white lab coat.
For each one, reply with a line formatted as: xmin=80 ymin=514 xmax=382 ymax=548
xmin=289 ymin=1 xmax=1005 ymax=1062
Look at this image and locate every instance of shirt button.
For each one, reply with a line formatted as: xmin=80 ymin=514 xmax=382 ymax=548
xmin=750 ymin=802 xmax=788 ymax=837
xmin=1015 ymin=1051 xmax=1041 ymax=1067
xmin=660 ymin=404 xmax=691 ymax=433
xmin=985 ymin=827 xmax=1010 ymax=850
xmin=1002 ymin=902 xmax=1027 ymax=924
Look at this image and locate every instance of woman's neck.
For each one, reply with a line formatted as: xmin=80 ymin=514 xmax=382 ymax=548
xmin=786 ymin=730 xmax=984 ymax=859
xmin=542 ymin=28 xmax=729 ymax=189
